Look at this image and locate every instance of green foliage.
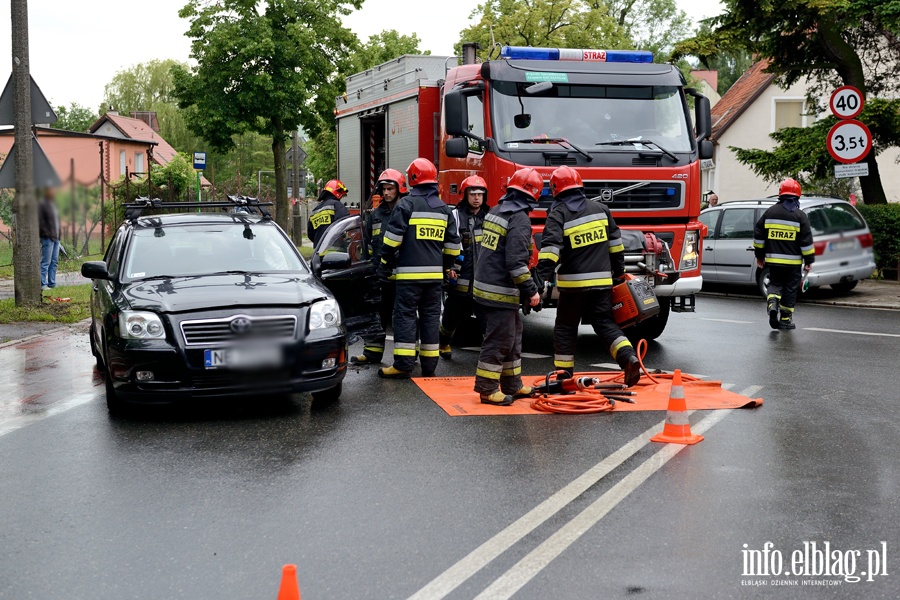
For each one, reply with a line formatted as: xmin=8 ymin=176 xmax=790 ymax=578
xmin=50 ymin=102 xmax=99 ymax=132
xmin=605 ymin=0 xmax=692 ymax=58
xmin=0 ymin=283 xmax=92 ymax=324
xmin=350 ymin=30 xmax=429 ymax=74
xmin=857 ymin=203 xmax=900 ymax=275
xmin=304 ymin=129 xmax=336 ymax=195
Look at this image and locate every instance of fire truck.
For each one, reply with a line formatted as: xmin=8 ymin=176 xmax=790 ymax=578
xmin=335 ymin=44 xmax=713 ymax=340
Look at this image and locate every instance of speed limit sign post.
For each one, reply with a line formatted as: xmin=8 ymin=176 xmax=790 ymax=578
xmin=830 ymin=86 xmax=864 ymax=120
xmin=827 ymin=119 xmax=872 ymax=164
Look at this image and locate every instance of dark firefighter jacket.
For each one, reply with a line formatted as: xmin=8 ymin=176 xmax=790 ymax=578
xmin=536 ymin=188 xmax=625 ymax=290
xmin=448 ymin=202 xmax=487 ymax=296
xmin=307 ymin=192 xmax=350 ymax=248
xmin=378 ymin=184 xmax=461 ymax=282
xmin=365 ymin=199 xmax=400 ymax=279
xmin=753 ymin=197 xmax=815 ymax=267
xmin=472 ymin=190 xmax=539 ymax=309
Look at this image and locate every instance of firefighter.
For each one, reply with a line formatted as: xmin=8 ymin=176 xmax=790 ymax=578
xmin=307 ymin=179 xmax=350 ymax=248
xmin=351 ymin=169 xmax=408 ymax=364
xmin=377 ymin=158 xmax=461 ymax=378
xmin=439 ymin=175 xmax=489 ymax=359
xmin=753 ymin=178 xmax=814 ymax=330
xmin=536 ymin=165 xmax=641 ymax=387
xmin=472 ymin=168 xmax=542 ymax=405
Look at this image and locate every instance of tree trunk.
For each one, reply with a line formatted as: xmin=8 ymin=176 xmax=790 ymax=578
xmin=271 ymin=119 xmax=289 ymax=232
xmin=11 ymin=0 xmax=41 ymax=306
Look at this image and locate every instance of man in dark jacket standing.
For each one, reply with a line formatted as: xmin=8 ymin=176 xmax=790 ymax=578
xmin=537 ymin=166 xmax=641 ymax=386
xmin=39 ymin=189 xmax=61 ymax=290
xmin=753 ymin=178 xmax=815 ymax=330
xmin=472 ymin=168 xmax=542 ymax=405
xmin=377 ymin=158 xmax=461 ymax=378
xmin=351 ymin=169 xmax=408 ymax=364
xmin=439 ymin=175 xmax=489 ymax=359
xmin=307 ymin=179 xmax=350 ymax=248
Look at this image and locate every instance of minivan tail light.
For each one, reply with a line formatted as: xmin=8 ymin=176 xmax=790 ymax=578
xmin=814 ymin=241 xmax=828 ymax=255
xmin=858 ymin=232 xmax=873 ymax=248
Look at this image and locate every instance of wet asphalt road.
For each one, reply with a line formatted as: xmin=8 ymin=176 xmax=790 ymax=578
xmin=1 ymin=294 xmax=899 ymax=599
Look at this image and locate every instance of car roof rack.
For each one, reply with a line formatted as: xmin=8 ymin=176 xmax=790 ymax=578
xmin=122 ymin=195 xmax=274 ymax=221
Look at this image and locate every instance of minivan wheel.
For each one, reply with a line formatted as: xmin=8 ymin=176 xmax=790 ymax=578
xmin=756 ymin=267 xmax=770 ymax=297
xmin=830 ymin=281 xmax=858 ymax=294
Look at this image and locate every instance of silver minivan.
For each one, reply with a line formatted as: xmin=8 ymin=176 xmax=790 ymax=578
xmin=699 ymin=197 xmax=876 ymax=296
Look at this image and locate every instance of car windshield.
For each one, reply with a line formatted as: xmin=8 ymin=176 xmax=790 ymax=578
xmin=123 ymin=222 xmax=307 ymax=279
xmin=491 ymin=81 xmax=693 ymax=152
xmin=805 ymin=203 xmax=867 ymax=236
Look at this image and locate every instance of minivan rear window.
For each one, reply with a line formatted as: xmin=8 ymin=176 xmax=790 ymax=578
xmin=805 ymin=203 xmax=866 ymax=236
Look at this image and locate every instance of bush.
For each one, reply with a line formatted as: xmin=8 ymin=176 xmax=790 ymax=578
xmin=857 ymin=203 xmax=900 ymax=278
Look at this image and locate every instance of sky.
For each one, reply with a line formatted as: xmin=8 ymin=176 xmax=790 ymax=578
xmin=1 ymin=0 xmax=723 ymax=113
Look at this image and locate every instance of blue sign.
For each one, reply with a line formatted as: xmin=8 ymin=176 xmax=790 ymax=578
xmin=193 ymin=152 xmax=207 ymax=170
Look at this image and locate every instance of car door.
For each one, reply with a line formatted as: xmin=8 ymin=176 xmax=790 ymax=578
xmin=310 ymin=216 xmax=383 ymax=338
xmin=699 ymin=209 xmax=721 ymax=280
xmin=713 ymin=207 xmax=758 ymax=284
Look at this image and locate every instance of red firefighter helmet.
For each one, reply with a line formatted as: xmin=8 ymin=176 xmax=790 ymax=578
xmin=377 ymin=168 xmax=408 ymax=194
xmin=407 ymin=158 xmax=438 ymax=186
xmin=506 ymin=168 xmax=544 ymax=201
xmin=323 ymin=179 xmax=349 ymax=200
xmin=460 ymin=175 xmax=488 ymax=196
xmin=779 ymin=177 xmax=802 ymax=197
xmin=549 ymin=165 xmax=583 ymax=196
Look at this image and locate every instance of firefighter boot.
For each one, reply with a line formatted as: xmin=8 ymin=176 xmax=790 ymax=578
xmin=378 ymin=366 xmax=412 ymax=379
xmin=439 ymin=345 xmax=452 ymax=360
xmin=623 ymin=354 xmax=642 ymax=388
xmin=350 ymin=354 xmax=380 ymax=365
xmin=513 ymin=386 xmax=534 ymax=399
xmin=480 ymin=390 xmax=515 ymax=406
xmin=767 ymin=296 xmax=780 ymax=330
xmin=779 ymin=310 xmax=796 ymax=330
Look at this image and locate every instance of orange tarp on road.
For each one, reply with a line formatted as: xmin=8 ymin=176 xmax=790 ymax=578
xmin=413 ymin=376 xmax=763 ymax=417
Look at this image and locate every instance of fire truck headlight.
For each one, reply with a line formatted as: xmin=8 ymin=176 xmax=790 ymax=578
xmin=680 ymin=231 xmax=699 ymax=271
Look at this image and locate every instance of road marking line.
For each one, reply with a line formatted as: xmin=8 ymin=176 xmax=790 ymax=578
xmin=473 ymin=409 xmax=732 ymax=599
xmin=698 ymin=318 xmax=753 ymax=324
xmin=0 ymin=391 xmax=96 ymax=438
xmin=804 ymin=327 xmax=900 ymax=338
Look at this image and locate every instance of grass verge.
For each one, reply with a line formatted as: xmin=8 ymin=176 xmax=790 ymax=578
xmin=0 ymin=283 xmax=92 ymax=324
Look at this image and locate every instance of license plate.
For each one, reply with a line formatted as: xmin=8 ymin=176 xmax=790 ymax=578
xmin=829 ymin=240 xmax=856 ymax=252
xmin=204 ymin=346 xmax=283 ymax=369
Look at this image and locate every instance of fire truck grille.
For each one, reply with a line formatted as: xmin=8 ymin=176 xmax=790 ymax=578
xmin=583 ymin=182 xmax=682 ymax=210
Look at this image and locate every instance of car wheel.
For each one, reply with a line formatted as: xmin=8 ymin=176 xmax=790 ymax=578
xmin=756 ymin=267 xmax=770 ymax=297
xmin=104 ymin=371 xmax=128 ymax=416
xmin=830 ymin=281 xmax=858 ymax=294
xmin=89 ymin=324 xmax=105 ymax=370
xmin=626 ymin=300 xmax=670 ymax=343
xmin=311 ymin=382 xmax=342 ymax=404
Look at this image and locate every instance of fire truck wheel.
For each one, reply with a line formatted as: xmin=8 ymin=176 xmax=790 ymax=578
xmin=625 ymin=300 xmax=670 ymax=343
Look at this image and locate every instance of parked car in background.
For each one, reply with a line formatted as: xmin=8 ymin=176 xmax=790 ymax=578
xmin=699 ymin=197 xmax=875 ymax=296
xmin=82 ymin=198 xmax=380 ymax=415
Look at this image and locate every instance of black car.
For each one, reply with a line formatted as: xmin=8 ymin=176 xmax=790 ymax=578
xmin=82 ymin=198 xmax=381 ymax=414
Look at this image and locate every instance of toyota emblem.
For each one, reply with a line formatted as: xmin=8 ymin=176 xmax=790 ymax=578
xmin=230 ymin=317 xmax=252 ymax=334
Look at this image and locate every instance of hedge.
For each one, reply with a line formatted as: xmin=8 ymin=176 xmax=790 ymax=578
xmin=857 ymin=203 xmax=900 ymax=278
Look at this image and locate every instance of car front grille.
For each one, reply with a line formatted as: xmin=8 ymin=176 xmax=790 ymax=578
xmin=180 ymin=315 xmax=298 ymax=346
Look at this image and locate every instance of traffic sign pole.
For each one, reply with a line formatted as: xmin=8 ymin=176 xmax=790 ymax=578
xmin=826 ymin=119 xmax=872 ymax=164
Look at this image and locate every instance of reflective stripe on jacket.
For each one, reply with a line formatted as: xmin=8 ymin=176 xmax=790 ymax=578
xmin=753 ymin=201 xmax=815 ymax=267
xmin=473 ymin=204 xmax=537 ymax=308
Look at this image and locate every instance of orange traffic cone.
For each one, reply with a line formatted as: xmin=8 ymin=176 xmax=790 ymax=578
xmin=277 ymin=564 xmax=301 ymax=600
xmin=650 ymin=369 xmax=703 ymax=445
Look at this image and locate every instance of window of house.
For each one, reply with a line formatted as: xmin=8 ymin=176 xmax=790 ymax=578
xmin=774 ymin=99 xmax=804 ymax=131
xmin=135 ymin=152 xmax=144 ymax=173
xmin=119 ymin=150 xmax=127 ymax=176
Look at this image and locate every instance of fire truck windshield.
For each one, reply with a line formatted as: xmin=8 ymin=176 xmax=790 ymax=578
xmin=491 ymin=81 xmax=692 ymax=154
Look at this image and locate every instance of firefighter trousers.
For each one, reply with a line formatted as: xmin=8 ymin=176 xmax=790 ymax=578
xmin=392 ymin=282 xmax=441 ymax=374
xmin=766 ymin=265 xmax=802 ymax=310
xmin=361 ymin=280 xmax=396 ymax=361
xmin=474 ymin=305 xmax=524 ymax=395
xmin=439 ymin=293 xmax=485 ymax=347
xmin=553 ymin=289 xmax=635 ymax=372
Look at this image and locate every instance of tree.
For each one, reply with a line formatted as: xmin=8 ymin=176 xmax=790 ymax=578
xmin=172 ymin=0 xmax=361 ymax=232
xmin=50 ymin=102 xmax=98 ymax=133
xmin=605 ymin=0 xmax=692 ymax=58
xmin=458 ymin=0 xmax=629 ymax=60
xmin=673 ymin=0 xmax=900 ymax=205
xmin=103 ymin=60 xmax=201 ymax=156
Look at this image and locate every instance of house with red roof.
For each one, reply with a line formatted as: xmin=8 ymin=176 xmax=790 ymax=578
xmin=705 ymin=60 xmax=899 ymax=203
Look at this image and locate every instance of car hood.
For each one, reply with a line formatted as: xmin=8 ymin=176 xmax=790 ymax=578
xmin=120 ymin=273 xmax=330 ymax=313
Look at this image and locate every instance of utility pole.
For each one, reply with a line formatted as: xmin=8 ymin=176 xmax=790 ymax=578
xmin=11 ymin=0 xmax=40 ymax=306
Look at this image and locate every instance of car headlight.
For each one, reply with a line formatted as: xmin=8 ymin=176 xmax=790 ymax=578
xmin=309 ymin=298 xmax=341 ymax=330
xmin=680 ymin=230 xmax=699 ymax=271
xmin=118 ymin=311 xmax=166 ymax=339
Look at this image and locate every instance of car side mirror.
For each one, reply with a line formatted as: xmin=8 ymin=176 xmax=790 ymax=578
xmin=320 ymin=252 xmax=351 ymax=270
xmin=81 ymin=261 xmax=110 ymax=280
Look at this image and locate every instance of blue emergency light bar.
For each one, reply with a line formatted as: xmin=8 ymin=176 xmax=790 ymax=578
xmin=501 ymin=46 xmax=653 ymax=63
